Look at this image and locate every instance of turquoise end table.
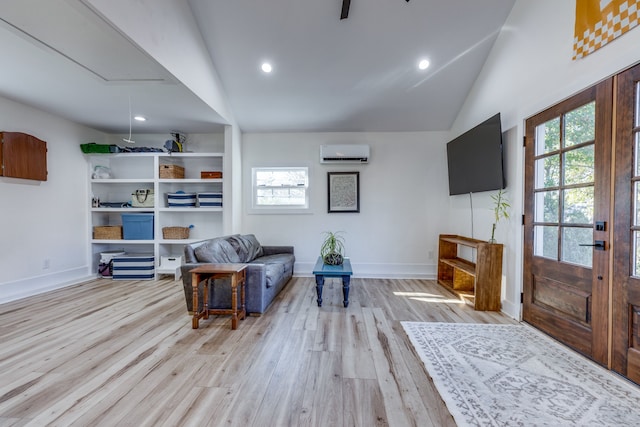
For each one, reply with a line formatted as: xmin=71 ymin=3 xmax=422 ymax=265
xmin=312 ymin=257 xmax=353 ymax=307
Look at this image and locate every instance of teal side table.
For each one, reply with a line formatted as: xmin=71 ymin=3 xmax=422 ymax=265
xmin=312 ymin=257 xmax=353 ymax=307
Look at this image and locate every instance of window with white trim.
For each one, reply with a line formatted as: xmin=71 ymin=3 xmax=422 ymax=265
xmin=252 ymin=167 xmax=309 ymax=211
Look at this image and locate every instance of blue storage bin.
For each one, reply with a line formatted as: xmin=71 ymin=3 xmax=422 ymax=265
xmin=122 ymin=213 xmax=154 ymax=240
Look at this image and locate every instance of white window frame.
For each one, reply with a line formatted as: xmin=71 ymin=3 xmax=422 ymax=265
xmin=250 ymin=166 xmax=310 ymax=214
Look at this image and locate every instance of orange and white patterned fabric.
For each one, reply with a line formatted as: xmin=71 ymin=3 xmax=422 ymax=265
xmin=573 ymin=0 xmax=640 ymax=59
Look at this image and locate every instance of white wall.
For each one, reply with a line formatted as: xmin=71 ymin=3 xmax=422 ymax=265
xmin=449 ymin=0 xmax=640 ymax=318
xmin=0 ymin=96 xmax=108 ymax=303
xmin=0 ymin=97 xmax=226 ymax=304
xmin=225 ymin=124 xmax=243 ymax=234
xmin=242 ymin=132 xmax=450 ymax=277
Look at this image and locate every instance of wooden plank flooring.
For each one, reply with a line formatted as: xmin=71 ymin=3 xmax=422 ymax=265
xmin=0 ymin=276 xmax=515 ymax=426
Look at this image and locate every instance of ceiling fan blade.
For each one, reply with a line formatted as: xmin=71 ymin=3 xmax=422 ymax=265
xmin=340 ymin=0 xmax=350 ymax=20
xmin=341 ymin=0 xmax=406 ymax=21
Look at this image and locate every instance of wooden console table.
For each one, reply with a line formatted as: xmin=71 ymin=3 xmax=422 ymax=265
xmin=191 ymin=263 xmax=247 ymax=330
xmin=437 ymin=234 xmax=503 ymax=311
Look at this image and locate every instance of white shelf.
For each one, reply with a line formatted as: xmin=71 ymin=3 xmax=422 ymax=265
xmin=92 ymin=239 xmax=154 ymax=244
xmin=88 ymin=152 xmax=224 ymax=278
xmin=91 ymin=179 xmax=155 ymax=183
xmin=159 ymin=239 xmax=203 ymax=244
xmin=161 ymin=152 xmax=223 ymax=157
xmin=159 ymin=178 xmax=223 ymax=184
xmin=91 ymin=208 xmax=153 ymax=212
xmin=158 ymin=207 xmax=222 ymax=212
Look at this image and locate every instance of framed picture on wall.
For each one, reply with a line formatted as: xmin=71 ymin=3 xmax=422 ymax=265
xmin=328 ymin=171 xmax=359 ymax=213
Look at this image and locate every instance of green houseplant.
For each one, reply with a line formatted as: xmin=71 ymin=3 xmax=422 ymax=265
xmin=320 ymin=231 xmax=345 ymax=265
xmin=489 ymin=188 xmax=510 ymax=243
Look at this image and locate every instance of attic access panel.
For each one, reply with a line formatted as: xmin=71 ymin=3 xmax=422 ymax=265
xmin=1 ymin=132 xmax=48 ymax=181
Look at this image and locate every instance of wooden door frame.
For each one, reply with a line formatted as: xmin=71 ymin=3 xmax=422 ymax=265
xmin=612 ymin=65 xmax=640 ymax=381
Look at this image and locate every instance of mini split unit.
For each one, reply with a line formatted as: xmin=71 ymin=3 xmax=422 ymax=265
xmin=320 ymin=144 xmax=370 ymax=163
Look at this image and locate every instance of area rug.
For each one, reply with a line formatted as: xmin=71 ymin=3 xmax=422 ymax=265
xmin=401 ymin=322 xmax=640 ymax=426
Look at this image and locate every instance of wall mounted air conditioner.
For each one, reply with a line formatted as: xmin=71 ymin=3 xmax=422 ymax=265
xmin=320 ymin=144 xmax=370 ymax=164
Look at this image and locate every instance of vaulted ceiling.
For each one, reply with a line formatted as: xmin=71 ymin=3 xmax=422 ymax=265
xmin=0 ymin=0 xmax=515 ymax=135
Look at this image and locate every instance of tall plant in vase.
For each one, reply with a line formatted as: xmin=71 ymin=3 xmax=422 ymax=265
xmin=489 ymin=188 xmax=510 ymax=243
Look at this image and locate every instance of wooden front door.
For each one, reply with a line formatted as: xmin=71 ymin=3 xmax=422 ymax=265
xmin=523 ymin=79 xmax=613 ymax=365
xmin=612 ymin=64 xmax=640 ymax=383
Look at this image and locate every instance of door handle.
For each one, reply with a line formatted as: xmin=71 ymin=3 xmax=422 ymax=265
xmin=579 ymin=240 xmax=605 ymax=250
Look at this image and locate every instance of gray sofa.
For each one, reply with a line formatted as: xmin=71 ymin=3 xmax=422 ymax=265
xmin=180 ymin=234 xmax=294 ymax=315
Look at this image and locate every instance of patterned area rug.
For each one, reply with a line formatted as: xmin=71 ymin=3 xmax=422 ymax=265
xmin=401 ymin=322 xmax=640 ymax=426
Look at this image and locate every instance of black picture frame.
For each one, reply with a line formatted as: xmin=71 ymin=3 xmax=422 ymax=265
xmin=328 ymin=171 xmax=360 ymax=213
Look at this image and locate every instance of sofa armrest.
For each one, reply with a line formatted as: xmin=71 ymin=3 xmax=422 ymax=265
xmin=261 ymin=245 xmax=294 ymax=256
xmin=180 ymin=263 xmax=201 ymax=288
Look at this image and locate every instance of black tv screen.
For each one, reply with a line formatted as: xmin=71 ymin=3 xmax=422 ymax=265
xmin=446 ymin=113 xmax=505 ymax=196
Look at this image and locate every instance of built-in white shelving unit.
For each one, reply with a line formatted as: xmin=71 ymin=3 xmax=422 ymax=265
xmin=87 ymin=152 xmax=224 ymax=277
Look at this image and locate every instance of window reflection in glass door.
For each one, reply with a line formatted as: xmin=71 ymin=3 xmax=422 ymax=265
xmin=533 ymin=102 xmax=595 ymax=268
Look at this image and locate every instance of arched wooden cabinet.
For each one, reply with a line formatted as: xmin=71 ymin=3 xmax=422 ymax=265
xmin=0 ymin=132 xmax=48 ymax=181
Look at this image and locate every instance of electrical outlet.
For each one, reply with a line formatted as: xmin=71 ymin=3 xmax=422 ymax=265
xmin=428 ymin=251 xmax=434 ymax=260
xmin=43 ymin=259 xmax=50 ymax=269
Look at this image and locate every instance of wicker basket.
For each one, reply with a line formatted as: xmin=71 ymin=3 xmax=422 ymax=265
xmin=162 ymin=226 xmax=190 ymax=239
xmin=159 ymin=164 xmax=185 ymax=179
xmin=94 ymin=225 xmax=123 ymax=240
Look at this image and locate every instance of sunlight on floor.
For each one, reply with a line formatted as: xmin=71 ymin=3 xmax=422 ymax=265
xmin=393 ymin=291 xmax=465 ymax=304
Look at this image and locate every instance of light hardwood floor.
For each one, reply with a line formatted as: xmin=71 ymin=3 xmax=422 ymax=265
xmin=0 ymin=276 xmax=515 ymax=426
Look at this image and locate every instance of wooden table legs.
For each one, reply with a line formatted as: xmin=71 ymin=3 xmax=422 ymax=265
xmin=191 ymin=266 xmax=246 ymax=330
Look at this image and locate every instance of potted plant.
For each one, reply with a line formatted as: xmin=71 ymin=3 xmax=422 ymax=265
xmin=320 ymin=231 xmax=345 ymax=265
xmin=489 ymin=188 xmax=510 ymax=243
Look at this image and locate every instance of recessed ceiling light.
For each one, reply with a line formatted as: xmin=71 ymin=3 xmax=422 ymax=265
xmin=261 ymin=62 xmax=273 ymax=73
xmin=418 ymin=59 xmax=430 ymax=70
xmin=134 ymin=115 xmax=146 ymax=122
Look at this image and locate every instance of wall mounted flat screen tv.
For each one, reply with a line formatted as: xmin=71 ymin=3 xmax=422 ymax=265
xmin=446 ymin=113 xmax=505 ymax=196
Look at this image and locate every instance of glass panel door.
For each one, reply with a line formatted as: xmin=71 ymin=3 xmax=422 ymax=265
xmin=532 ymin=102 xmax=595 ymax=268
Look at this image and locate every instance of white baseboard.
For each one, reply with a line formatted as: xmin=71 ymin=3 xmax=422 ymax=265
xmin=0 ymin=267 xmax=92 ymax=305
xmin=500 ymin=298 xmax=521 ymax=320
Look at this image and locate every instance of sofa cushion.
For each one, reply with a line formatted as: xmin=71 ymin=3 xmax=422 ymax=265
xmin=250 ymin=253 xmax=294 ymax=288
xmin=227 ymin=234 xmax=264 ymax=262
xmin=194 ymin=238 xmax=241 ymax=263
